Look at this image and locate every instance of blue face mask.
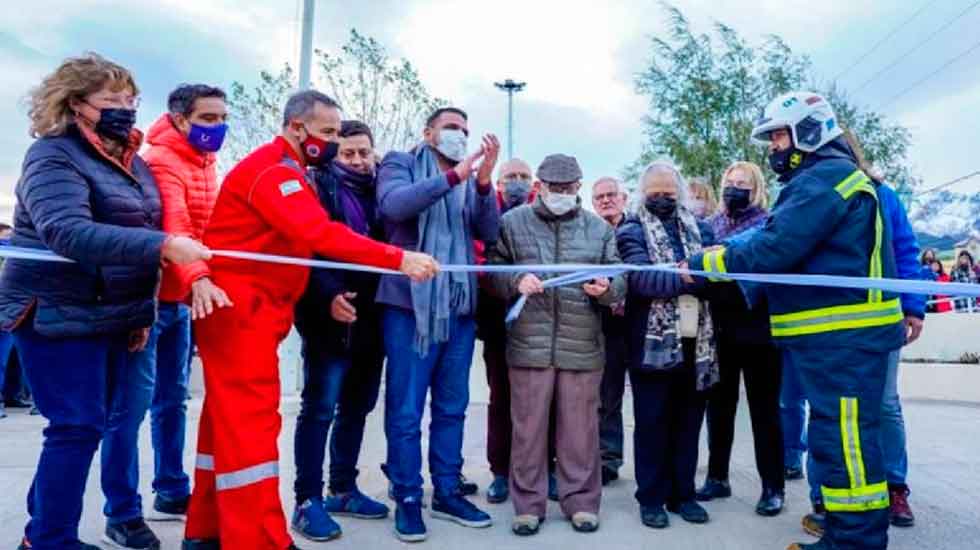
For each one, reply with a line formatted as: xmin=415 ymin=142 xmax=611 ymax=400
xmin=187 ymin=122 xmax=228 ymax=153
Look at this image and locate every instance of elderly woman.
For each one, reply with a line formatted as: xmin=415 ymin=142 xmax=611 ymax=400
xmin=695 ymin=162 xmax=785 ymax=516
xmin=616 ymin=161 xmax=718 ymax=529
xmin=0 ymin=53 xmax=207 ymax=550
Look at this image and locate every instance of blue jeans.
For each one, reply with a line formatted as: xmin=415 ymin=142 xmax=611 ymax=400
xmin=382 ymin=308 xmax=475 ymax=501
xmin=0 ymin=330 xmax=13 ymax=399
xmin=15 ymin=322 xmax=129 ymax=549
xmin=102 ymin=303 xmax=191 ymax=523
xmin=293 ymin=338 xmax=384 ymax=503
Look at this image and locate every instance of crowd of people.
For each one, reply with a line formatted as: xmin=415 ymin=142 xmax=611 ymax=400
xmin=0 ymin=52 xmax=955 ymax=550
xmin=919 ymin=248 xmax=979 ymax=312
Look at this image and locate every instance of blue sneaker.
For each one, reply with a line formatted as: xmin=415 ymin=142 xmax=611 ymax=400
xmin=431 ymin=493 xmax=492 ymax=528
xmin=291 ymin=498 xmax=342 ymax=542
xmin=325 ymin=489 xmax=390 ymax=519
xmin=394 ymin=498 xmax=428 ymax=543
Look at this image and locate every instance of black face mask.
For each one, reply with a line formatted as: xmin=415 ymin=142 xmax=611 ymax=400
xmin=723 ymin=187 xmax=751 ymax=213
xmin=768 ymin=146 xmax=804 ymax=175
xmin=645 ymin=196 xmax=677 ymax=219
xmin=95 ymin=108 xmax=137 ymax=142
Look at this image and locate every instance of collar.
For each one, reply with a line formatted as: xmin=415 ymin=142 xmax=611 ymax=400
xmin=74 ymin=122 xmax=143 ymax=178
xmin=275 ymin=135 xmax=305 ymax=168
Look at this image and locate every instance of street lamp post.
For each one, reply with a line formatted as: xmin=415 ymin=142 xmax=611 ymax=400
xmin=298 ymin=0 xmax=315 ymax=89
xmin=494 ymin=79 xmax=527 ymax=160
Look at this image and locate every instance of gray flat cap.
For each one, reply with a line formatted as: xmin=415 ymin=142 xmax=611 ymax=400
xmin=536 ymin=154 xmax=583 ymax=184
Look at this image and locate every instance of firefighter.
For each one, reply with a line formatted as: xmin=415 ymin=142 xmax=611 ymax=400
xmin=688 ymin=91 xmax=904 ymax=550
xmin=182 ymin=90 xmax=438 ymax=550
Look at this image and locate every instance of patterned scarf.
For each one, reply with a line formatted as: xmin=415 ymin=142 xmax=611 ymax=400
xmin=709 ymin=206 xmax=769 ymax=242
xmin=637 ymin=206 xmax=719 ymax=391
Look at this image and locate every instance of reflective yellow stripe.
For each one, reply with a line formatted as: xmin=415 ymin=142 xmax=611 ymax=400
xmin=769 ymin=298 xmax=902 ymax=337
xmin=822 ymin=482 xmax=890 ymax=512
xmin=701 ymin=249 xmax=729 ymax=282
xmin=839 ymin=398 xmax=868 ymax=488
xmin=833 ymin=170 xmax=869 ymax=199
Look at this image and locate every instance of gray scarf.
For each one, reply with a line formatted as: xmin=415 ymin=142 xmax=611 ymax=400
xmin=637 ymin=206 xmax=719 ymax=391
xmin=410 ymin=145 xmax=472 ymax=356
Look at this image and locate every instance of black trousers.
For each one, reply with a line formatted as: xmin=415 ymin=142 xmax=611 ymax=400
xmin=631 ymin=340 xmax=707 ymax=508
xmin=598 ymin=333 xmax=629 ymax=473
xmin=705 ymin=339 xmax=785 ymax=490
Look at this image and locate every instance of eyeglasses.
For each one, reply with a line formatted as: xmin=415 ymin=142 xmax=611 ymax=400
xmin=87 ymin=94 xmax=141 ymax=109
xmin=592 ymin=192 xmax=621 ymax=202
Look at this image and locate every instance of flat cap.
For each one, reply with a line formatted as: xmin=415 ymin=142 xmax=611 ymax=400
xmin=536 ymin=154 xmax=583 ymax=184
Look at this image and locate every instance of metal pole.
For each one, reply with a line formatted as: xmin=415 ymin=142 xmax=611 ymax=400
xmin=506 ymin=89 xmax=514 ymax=160
xmin=494 ymin=79 xmax=526 ymax=161
xmin=298 ymin=0 xmax=315 ymax=89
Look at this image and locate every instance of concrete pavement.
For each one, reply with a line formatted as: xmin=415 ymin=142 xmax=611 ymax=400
xmin=1 ymin=363 xmax=978 ymax=549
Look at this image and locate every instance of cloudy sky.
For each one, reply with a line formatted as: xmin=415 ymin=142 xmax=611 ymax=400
xmin=1 ymin=0 xmax=978 ymax=222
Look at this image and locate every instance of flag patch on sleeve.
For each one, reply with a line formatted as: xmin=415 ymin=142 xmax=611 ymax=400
xmin=279 ymin=180 xmax=303 ymax=197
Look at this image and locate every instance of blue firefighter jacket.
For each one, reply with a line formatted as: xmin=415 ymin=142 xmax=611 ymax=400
xmin=690 ymin=138 xmax=905 ymax=353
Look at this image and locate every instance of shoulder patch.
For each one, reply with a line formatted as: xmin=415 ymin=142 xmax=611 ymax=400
xmin=279 ymin=179 xmax=303 ymax=197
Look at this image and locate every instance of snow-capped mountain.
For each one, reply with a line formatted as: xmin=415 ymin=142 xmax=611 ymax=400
xmin=908 ymin=190 xmax=980 ymax=247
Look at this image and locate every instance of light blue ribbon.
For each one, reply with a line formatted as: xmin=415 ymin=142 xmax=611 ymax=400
xmin=2 ymin=245 xmax=978 ymax=323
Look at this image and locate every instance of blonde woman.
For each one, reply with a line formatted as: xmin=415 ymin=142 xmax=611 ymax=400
xmin=0 ymin=53 xmax=208 ymax=549
xmin=686 ymin=177 xmax=718 ymax=219
xmin=696 ymin=161 xmax=785 ymax=516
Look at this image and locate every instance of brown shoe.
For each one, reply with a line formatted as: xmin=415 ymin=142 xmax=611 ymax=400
xmin=801 ymin=502 xmax=826 ymax=538
xmin=889 ymin=486 xmax=915 ymax=527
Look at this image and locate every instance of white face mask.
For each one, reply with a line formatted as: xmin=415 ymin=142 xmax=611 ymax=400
xmin=542 ymin=192 xmax=578 ymax=215
xmin=435 ymin=128 xmax=468 ymax=162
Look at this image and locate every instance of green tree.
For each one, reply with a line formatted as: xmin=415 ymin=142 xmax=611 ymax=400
xmin=630 ymin=2 xmax=916 ymax=201
xmin=222 ymin=29 xmax=445 ymax=173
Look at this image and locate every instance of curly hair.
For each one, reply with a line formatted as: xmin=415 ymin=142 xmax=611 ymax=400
xmin=28 ymin=52 xmax=138 ymax=138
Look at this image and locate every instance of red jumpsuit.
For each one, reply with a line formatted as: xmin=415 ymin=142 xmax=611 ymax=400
xmin=184 ymin=137 xmax=403 ymax=549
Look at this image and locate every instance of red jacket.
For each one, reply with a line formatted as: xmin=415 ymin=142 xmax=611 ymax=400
xmin=143 ymin=115 xmax=218 ymax=302
xmin=203 ymin=137 xmax=403 ymax=307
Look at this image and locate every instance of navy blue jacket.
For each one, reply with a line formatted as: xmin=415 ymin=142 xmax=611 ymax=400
xmin=616 ymin=213 xmax=710 ymax=369
xmin=0 ymin=125 xmax=165 ymax=338
xmin=691 ymin=138 xmax=905 ymax=353
xmin=374 ymin=149 xmax=500 ymax=313
xmin=294 ymin=167 xmax=383 ymax=354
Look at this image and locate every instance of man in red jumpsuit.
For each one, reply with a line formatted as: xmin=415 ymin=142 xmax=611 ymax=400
xmin=182 ymin=90 xmax=438 ymax=550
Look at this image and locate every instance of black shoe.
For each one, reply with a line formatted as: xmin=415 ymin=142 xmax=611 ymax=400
xmin=28 ymin=405 xmax=40 ymax=416
xmin=103 ymin=518 xmax=161 ymax=549
xmin=458 ymin=474 xmax=479 ymax=496
xmin=4 ymin=397 xmax=31 ymax=409
xmin=181 ymin=540 xmax=220 ymax=550
xmin=601 ymin=467 xmax=619 ymax=486
xmin=149 ymin=494 xmax=189 ymax=521
xmin=547 ymin=472 xmax=559 ymax=502
xmin=756 ymin=488 xmax=785 ymax=517
xmin=695 ymin=478 xmax=731 ymax=501
xmin=785 ymin=466 xmax=805 ymax=481
xmin=287 ymin=545 xmax=304 ymax=550
xmin=787 ymin=538 xmax=835 ymax=550
xmin=640 ymin=506 xmax=669 ymax=529
xmin=487 ymin=475 xmax=509 ymax=504
xmin=667 ymin=500 xmax=709 ymax=524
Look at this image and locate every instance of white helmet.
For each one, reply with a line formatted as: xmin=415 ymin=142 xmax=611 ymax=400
xmin=751 ymin=91 xmax=842 ymax=153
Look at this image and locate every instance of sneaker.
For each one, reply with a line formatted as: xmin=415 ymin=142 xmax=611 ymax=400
xmin=487 ymin=475 xmax=509 ymax=504
xmin=29 ymin=405 xmax=40 ymax=416
xmin=511 ymin=514 xmax=541 ymax=536
xmin=667 ymin=500 xmax=709 ymax=524
xmin=801 ymin=502 xmax=826 ymax=538
xmin=394 ymin=498 xmax=427 ymax=543
xmin=787 ymin=539 xmax=835 ymax=550
xmin=570 ymin=512 xmax=599 ymax=533
xmin=548 ymin=472 xmax=559 ymax=502
xmin=601 ymin=467 xmax=619 ymax=486
xmin=291 ymin=497 xmax=341 ymax=542
xmin=5 ymin=397 xmax=31 ymax=408
xmin=148 ymin=494 xmax=189 ymax=521
xmin=458 ymin=474 xmax=479 ymax=496
xmin=386 ymin=482 xmax=427 ymax=508
xmin=181 ymin=539 xmax=220 ymax=550
xmin=889 ymin=485 xmax=915 ymax=527
xmin=640 ymin=505 xmax=669 ymax=529
xmin=695 ymin=478 xmax=732 ymax=501
xmin=431 ymin=493 xmax=492 ymax=528
xmin=102 ymin=518 xmax=161 ymax=549
xmin=325 ymin=489 xmax=390 ymax=519
xmin=785 ymin=466 xmax=805 ymax=481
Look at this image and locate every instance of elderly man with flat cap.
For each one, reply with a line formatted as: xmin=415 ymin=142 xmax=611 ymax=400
xmin=489 ymin=154 xmax=625 ymax=537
